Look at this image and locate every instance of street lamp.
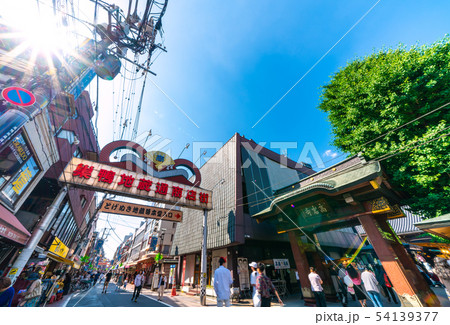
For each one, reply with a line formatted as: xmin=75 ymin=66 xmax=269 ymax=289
xmin=195 ymin=150 xmax=207 ymax=165
xmin=177 ymin=143 xmax=190 ymax=159
xmin=200 ymin=178 xmax=225 ymax=306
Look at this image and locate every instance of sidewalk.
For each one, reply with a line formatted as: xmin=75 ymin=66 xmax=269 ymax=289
xmin=54 ymin=281 xmax=450 ymax=307
xmin=119 ymin=283 xmax=450 ymax=307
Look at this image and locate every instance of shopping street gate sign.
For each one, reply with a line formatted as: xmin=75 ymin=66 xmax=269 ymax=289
xmin=59 ymin=157 xmax=212 ymax=210
xmin=99 ymin=199 xmax=183 ymax=222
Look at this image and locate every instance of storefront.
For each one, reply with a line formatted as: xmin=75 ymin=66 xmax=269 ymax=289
xmin=0 ymin=203 xmax=31 ymax=276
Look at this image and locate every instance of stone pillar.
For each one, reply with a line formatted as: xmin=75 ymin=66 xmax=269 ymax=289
xmin=288 ymin=231 xmax=316 ymax=306
xmin=358 ymin=214 xmax=440 ymax=307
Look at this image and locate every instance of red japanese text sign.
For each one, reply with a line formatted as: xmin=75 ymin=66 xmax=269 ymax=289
xmin=59 ymin=157 xmax=212 ymax=210
xmin=99 ymin=199 xmax=183 ymax=222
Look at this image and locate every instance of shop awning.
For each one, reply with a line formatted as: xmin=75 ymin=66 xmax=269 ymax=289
xmin=46 ymin=251 xmax=74 ymax=266
xmin=414 ymin=214 xmax=450 ymax=240
xmin=0 ymin=203 xmax=31 ymax=245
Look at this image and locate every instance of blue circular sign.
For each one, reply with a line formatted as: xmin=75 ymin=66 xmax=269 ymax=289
xmin=2 ymin=87 xmax=36 ymax=107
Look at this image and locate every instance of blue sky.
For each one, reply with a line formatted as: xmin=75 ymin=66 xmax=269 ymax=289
xmin=5 ymin=0 xmax=450 ymax=258
xmin=92 ymin=0 xmax=450 ymax=170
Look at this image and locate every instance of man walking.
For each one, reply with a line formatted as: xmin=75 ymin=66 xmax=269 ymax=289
xmin=213 ymin=257 xmax=233 ymax=307
xmin=308 ymin=267 xmax=327 ymax=307
xmin=102 ymin=271 xmax=112 ymax=294
xmin=361 ymin=267 xmax=383 ymax=307
xmin=256 ymin=263 xmax=283 ymax=307
xmin=249 ymin=261 xmax=261 ymax=307
xmin=131 ymin=271 xmax=144 ymax=302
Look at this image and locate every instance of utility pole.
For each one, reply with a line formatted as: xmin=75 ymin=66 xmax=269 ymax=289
xmin=199 ymin=209 xmax=208 ymax=306
xmin=199 ymin=178 xmax=224 ymax=305
xmin=8 ymin=186 xmax=68 ymax=283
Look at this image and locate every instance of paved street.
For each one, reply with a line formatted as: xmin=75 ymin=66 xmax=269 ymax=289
xmin=57 ymin=280 xmax=450 ymax=307
xmin=65 ymin=282 xmax=169 ymax=307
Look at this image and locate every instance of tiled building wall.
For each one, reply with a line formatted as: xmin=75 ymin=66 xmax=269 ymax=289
xmin=171 ymin=135 xmax=237 ymax=256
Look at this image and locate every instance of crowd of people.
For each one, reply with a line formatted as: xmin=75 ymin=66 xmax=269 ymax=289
xmin=307 ymin=256 xmax=450 ymax=308
xmin=210 ymin=254 xmax=450 ymax=308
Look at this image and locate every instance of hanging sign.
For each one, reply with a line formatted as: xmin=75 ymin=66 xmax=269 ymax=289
xmin=48 ymin=237 xmax=69 ymax=258
xmin=100 ymin=199 xmax=183 ymax=222
xmin=2 ymin=87 xmax=36 ymax=107
xmin=273 ymin=259 xmax=290 ymax=269
xmin=59 ymin=157 xmax=212 ymax=210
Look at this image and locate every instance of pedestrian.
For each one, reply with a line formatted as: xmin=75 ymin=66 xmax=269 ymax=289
xmin=157 ymin=273 xmax=167 ymax=301
xmin=102 ymin=271 xmax=112 ymax=293
xmin=213 ymin=257 xmax=233 ymax=307
xmin=18 ymin=269 xmax=43 ymax=307
xmin=332 ymin=265 xmax=348 ymax=306
xmin=361 ymin=267 xmax=383 ymax=307
xmin=93 ymin=272 xmax=100 ymax=285
xmin=123 ymin=276 xmax=128 ymax=290
xmin=11 ymin=271 xmax=31 ymax=307
xmin=131 ymin=271 xmax=144 ymax=302
xmin=63 ymin=273 xmax=71 ymax=296
xmin=346 ymin=263 xmax=367 ymax=307
xmin=256 ymin=263 xmax=283 ymax=307
xmin=373 ymin=264 xmax=398 ymax=304
xmin=308 ymin=267 xmax=327 ymax=307
xmin=433 ymin=257 xmax=450 ymax=300
xmin=0 ymin=277 xmax=15 ymax=307
xmin=116 ymin=273 xmax=124 ymax=291
xmin=249 ymin=261 xmax=261 ymax=307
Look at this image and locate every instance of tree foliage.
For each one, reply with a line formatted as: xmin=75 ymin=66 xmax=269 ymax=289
xmin=319 ymin=37 xmax=450 ymax=218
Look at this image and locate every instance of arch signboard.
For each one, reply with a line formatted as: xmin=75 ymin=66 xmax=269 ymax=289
xmin=58 ymin=157 xmax=212 ymax=211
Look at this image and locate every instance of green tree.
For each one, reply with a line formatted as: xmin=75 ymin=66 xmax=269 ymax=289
xmin=319 ymin=37 xmax=450 ymax=218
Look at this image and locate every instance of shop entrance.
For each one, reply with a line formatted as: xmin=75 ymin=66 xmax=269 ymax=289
xmin=253 ymin=156 xmax=441 ymax=307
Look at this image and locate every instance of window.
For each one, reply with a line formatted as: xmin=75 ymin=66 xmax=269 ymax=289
xmin=172 ymin=222 xmax=176 ymax=228
xmin=73 ymin=148 xmax=83 ymax=158
xmin=170 ymin=234 xmax=174 ymax=242
xmin=57 ymin=130 xmax=75 ymax=144
xmin=80 ymin=196 xmax=87 ymax=208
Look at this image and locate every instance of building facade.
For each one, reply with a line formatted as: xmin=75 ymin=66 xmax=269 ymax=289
xmin=171 ymin=133 xmax=362 ymax=295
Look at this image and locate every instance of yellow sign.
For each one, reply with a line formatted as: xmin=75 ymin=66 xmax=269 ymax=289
xmin=8 ymin=268 xmax=18 ymax=275
xmin=145 ymin=151 xmax=175 ymax=170
xmin=12 ymin=167 xmax=32 ymax=194
xmin=49 ymin=237 xmax=69 ymax=258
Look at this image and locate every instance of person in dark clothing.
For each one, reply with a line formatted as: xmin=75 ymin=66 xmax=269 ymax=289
xmin=256 ymin=263 xmax=283 ymax=307
xmin=93 ymin=272 xmax=100 ymax=285
xmin=0 ymin=277 xmax=15 ymax=307
xmin=374 ymin=264 xmax=398 ymax=304
xmin=11 ymin=272 xmax=31 ymax=307
xmin=63 ymin=273 xmax=72 ymax=296
xmin=102 ymin=272 xmax=112 ymax=293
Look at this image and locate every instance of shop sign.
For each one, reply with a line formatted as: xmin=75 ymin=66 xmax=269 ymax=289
xmin=2 ymin=157 xmax=39 ymax=198
xmin=49 ymin=237 xmax=69 ymax=258
xmin=149 ymin=236 xmax=158 ymax=251
xmin=59 ymin=157 xmax=212 ymax=210
xmin=273 ymin=258 xmax=290 ymax=269
xmin=100 ymin=199 xmax=183 ymax=222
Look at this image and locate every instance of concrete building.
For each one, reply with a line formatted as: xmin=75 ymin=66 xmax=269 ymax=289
xmin=170 ymin=133 xmax=362 ymax=295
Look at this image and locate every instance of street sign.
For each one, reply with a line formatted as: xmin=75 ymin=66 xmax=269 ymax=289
xmin=99 ymin=199 xmax=183 ymax=222
xmin=2 ymin=87 xmax=36 ymax=107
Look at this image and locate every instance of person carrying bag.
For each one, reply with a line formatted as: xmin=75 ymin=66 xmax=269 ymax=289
xmin=18 ymin=272 xmax=42 ymax=307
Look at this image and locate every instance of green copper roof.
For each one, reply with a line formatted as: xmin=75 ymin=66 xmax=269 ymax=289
xmin=253 ymin=160 xmax=382 ymax=218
